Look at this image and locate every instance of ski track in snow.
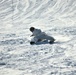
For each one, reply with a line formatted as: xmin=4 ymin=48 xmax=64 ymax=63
xmin=0 ymin=0 xmax=76 ymax=75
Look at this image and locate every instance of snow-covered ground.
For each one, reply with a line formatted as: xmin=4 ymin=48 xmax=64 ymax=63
xmin=0 ymin=0 xmax=76 ymax=75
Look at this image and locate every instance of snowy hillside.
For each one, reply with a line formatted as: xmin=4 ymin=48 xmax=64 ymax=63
xmin=0 ymin=0 xmax=76 ymax=75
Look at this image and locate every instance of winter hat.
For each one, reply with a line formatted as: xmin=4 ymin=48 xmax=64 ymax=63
xmin=30 ymin=27 xmax=35 ymax=32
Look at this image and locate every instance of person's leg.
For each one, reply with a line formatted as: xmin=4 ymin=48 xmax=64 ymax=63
xmin=49 ymin=37 xmax=55 ymax=44
xmin=37 ymin=39 xmax=42 ymax=42
xmin=42 ymin=34 xmax=55 ymax=44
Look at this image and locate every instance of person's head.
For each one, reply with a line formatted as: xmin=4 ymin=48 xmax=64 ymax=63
xmin=30 ymin=27 xmax=35 ymax=32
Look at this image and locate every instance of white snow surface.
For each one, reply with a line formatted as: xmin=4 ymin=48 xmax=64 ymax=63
xmin=0 ymin=0 xmax=76 ymax=75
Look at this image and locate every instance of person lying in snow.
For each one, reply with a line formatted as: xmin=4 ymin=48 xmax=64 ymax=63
xmin=29 ymin=27 xmax=55 ymax=45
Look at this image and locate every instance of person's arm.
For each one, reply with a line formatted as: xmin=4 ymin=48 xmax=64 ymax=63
xmin=30 ymin=34 xmax=34 ymax=37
